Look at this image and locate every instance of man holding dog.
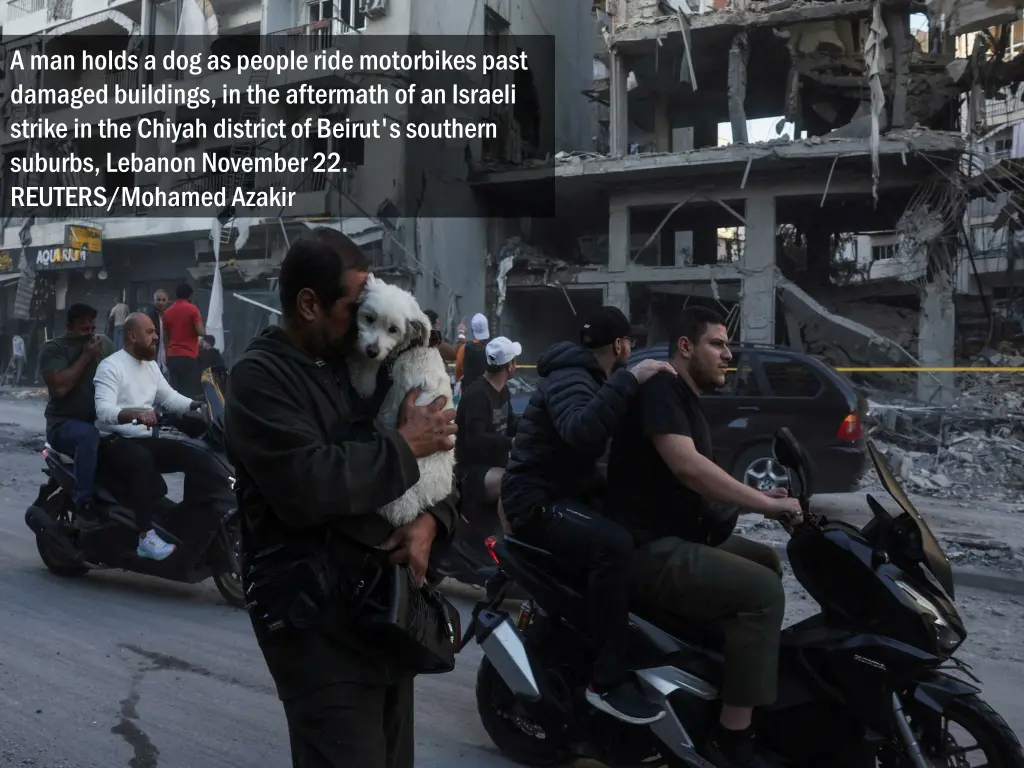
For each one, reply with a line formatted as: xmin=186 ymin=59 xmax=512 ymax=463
xmin=224 ymin=228 xmax=459 ymax=768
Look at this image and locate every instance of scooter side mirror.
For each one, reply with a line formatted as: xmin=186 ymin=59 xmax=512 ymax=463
xmin=772 ymin=427 xmax=802 ymax=470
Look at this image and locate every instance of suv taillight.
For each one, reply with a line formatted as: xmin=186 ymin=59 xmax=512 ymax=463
xmin=837 ymin=413 xmax=863 ymax=441
xmin=485 ymin=536 xmax=500 ymax=564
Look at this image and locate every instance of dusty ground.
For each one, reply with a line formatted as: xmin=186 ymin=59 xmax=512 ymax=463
xmin=0 ymin=394 xmax=1021 ymax=767
xmin=736 ymin=489 xmax=1024 ymax=575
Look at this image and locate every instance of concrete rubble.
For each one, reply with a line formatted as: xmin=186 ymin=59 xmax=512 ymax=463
xmin=857 ymin=346 xmax=1024 ymax=508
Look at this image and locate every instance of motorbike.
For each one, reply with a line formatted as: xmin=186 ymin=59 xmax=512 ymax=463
xmin=461 ymin=428 xmax=1024 ymax=768
xmin=24 ymin=377 xmax=243 ymax=608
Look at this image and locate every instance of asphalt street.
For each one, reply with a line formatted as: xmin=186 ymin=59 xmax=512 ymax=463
xmin=0 ymin=395 xmax=1021 ymax=767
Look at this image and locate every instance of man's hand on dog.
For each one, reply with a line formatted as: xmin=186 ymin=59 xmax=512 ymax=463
xmin=383 ymin=512 xmax=437 ymax=586
xmin=398 ymin=389 xmax=457 ymax=457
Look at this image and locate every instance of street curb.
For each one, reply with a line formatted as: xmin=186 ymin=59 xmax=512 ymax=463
xmin=768 ymin=543 xmax=1024 ymax=597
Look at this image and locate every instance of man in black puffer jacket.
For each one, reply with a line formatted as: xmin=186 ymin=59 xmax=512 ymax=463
xmin=501 ymin=306 xmax=674 ymax=724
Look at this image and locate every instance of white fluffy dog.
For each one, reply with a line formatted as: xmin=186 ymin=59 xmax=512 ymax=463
xmin=348 ymin=273 xmax=455 ymax=528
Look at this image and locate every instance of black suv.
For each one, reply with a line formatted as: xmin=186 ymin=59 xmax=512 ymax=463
xmin=509 ymin=344 xmax=868 ymax=494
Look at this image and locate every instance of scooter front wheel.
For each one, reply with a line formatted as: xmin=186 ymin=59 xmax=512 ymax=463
xmin=476 ymin=657 xmax=567 ymax=767
xmin=211 ymin=518 xmax=244 ymax=608
xmin=884 ymin=694 xmax=1024 ymax=768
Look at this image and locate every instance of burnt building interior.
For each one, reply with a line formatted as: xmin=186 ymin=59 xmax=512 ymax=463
xmin=471 ymin=0 xmax=1024 ymax=405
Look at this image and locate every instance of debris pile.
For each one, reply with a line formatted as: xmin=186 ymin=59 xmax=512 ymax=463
xmin=941 ymin=533 xmax=1024 ymax=573
xmin=860 ymin=348 xmax=1024 ymax=502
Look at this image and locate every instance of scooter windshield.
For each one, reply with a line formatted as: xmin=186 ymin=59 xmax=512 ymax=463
xmin=866 ymin=441 xmax=955 ymax=596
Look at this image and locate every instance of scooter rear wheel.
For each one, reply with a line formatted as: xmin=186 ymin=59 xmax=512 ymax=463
xmin=35 ymin=492 xmax=89 ymax=578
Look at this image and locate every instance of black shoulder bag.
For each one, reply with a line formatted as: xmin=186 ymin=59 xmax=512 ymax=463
xmin=348 ymin=553 xmax=460 ymax=675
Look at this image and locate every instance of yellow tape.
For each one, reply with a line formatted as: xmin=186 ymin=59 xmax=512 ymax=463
xmin=447 ymin=364 xmax=1024 ymax=373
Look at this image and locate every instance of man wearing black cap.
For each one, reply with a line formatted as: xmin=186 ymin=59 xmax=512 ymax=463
xmin=501 ymin=306 xmax=675 ymax=724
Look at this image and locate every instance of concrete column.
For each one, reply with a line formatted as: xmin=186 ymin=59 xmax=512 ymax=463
xmin=654 ymin=97 xmax=671 ymax=152
xmin=740 ymin=194 xmax=777 ymax=344
xmin=608 ymin=199 xmax=629 ymax=272
xmin=609 ymin=52 xmax=629 ymax=157
xmin=607 ymin=281 xmax=630 ymax=317
xmin=917 ymin=270 xmax=956 ymax=404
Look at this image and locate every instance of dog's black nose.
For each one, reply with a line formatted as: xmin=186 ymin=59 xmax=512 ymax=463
xmin=366 ymin=344 xmax=380 ymax=359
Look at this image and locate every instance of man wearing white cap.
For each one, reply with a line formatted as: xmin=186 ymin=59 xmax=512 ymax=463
xmin=453 ymin=335 xmax=521 ymax=540
xmin=455 ymin=312 xmax=491 ymax=392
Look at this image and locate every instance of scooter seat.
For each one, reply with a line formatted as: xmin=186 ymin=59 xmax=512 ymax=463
xmin=501 ymin=535 xmax=557 ymax=565
xmin=498 ymin=536 xmax=587 ymax=591
xmin=43 ymin=442 xmax=75 ymax=465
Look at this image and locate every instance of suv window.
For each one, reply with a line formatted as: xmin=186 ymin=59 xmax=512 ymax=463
xmin=759 ymin=354 xmax=823 ymax=398
xmin=723 ymin=352 xmax=760 ymax=396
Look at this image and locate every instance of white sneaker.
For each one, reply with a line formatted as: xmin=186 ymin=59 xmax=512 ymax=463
xmin=137 ymin=530 xmax=176 ymax=561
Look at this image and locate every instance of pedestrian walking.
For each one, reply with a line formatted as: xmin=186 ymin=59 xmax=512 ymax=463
xmin=163 ymin=283 xmax=205 ymax=398
xmin=144 ymin=289 xmax=169 ymax=375
xmin=9 ymin=331 xmax=27 ymax=386
xmin=109 ymin=295 xmax=130 ymax=349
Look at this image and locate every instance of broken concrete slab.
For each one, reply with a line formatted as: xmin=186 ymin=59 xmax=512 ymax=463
xmin=927 ymin=0 xmax=1024 ymax=37
xmin=777 ymin=272 xmax=921 ymax=367
xmin=610 ymin=0 xmax=876 ymax=44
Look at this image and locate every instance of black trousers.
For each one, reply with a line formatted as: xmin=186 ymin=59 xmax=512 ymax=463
xmin=284 ymin=679 xmax=414 ymax=768
xmin=515 ymin=502 xmax=634 ymax=690
xmin=99 ymin=435 xmax=212 ymax=531
xmin=167 ymin=355 xmax=202 ymax=398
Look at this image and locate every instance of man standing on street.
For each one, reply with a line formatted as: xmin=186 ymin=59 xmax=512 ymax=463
xmin=454 ymin=336 xmax=520 ymax=541
xmin=424 ymin=309 xmax=463 ymax=363
xmin=109 ymin=295 xmax=130 ymax=349
xmin=224 ymin=228 xmax=459 ymax=768
xmin=163 ymin=283 xmax=205 ymax=398
xmin=39 ymin=303 xmax=115 ymax=521
xmin=144 ymin=289 xmax=169 ymax=375
xmin=454 ymin=312 xmax=490 ymax=392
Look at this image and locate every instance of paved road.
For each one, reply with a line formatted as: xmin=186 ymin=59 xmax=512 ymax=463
xmin=0 ymin=398 xmax=518 ymax=768
xmin=0 ymin=397 xmax=1021 ymax=767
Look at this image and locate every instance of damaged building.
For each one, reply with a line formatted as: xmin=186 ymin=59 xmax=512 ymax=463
xmin=0 ymin=0 xmax=593 ymax=362
xmin=473 ymin=0 xmax=1024 ymax=407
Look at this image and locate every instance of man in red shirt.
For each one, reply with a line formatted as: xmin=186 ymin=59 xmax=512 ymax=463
xmin=162 ymin=283 xmax=205 ymax=398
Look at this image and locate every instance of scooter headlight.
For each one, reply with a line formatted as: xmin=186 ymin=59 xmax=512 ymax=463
xmin=895 ymin=579 xmax=962 ymax=654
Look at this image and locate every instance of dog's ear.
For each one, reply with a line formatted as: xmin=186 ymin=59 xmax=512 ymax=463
xmin=407 ymin=313 xmax=430 ymax=347
xmin=358 ymin=273 xmax=375 ymax=303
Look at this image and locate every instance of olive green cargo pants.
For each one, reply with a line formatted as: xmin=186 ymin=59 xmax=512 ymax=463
xmin=629 ymin=535 xmax=785 ymax=708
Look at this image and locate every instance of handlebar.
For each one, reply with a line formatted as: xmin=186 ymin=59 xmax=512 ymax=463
xmin=128 ymin=402 xmax=204 ymax=429
xmin=130 ymin=414 xmax=177 ymax=429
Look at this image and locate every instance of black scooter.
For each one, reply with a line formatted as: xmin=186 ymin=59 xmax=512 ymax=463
xmin=464 ymin=429 xmax=1024 ymax=768
xmin=24 ymin=381 xmax=243 ymax=608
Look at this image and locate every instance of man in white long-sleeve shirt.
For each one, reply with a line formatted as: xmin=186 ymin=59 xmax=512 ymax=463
xmin=94 ymin=312 xmax=201 ymax=560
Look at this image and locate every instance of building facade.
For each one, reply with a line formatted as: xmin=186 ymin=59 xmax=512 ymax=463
xmin=0 ymin=0 xmax=594 ymax=361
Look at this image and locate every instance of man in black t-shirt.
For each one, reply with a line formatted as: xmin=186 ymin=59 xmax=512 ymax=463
xmin=607 ymin=307 xmax=803 ymax=768
xmin=39 ymin=303 xmax=116 ymax=521
xmin=454 ymin=336 xmax=520 ymax=538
